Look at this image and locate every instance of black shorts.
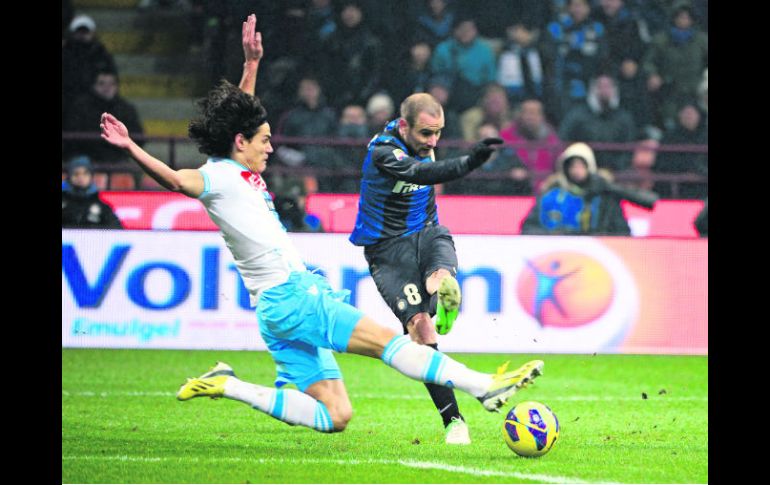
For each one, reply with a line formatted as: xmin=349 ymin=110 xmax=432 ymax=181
xmin=364 ymin=223 xmax=458 ymax=328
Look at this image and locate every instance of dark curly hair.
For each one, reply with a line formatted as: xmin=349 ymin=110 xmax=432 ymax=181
xmin=188 ymin=80 xmax=268 ymax=158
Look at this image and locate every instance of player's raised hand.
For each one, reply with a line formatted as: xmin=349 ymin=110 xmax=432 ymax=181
xmin=100 ymin=112 xmax=132 ymax=149
xmin=467 ymin=137 xmax=504 ymax=169
xmin=242 ymin=14 xmax=263 ymax=63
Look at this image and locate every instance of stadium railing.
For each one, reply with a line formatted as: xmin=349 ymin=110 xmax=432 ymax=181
xmin=61 ymin=132 xmax=708 ymax=198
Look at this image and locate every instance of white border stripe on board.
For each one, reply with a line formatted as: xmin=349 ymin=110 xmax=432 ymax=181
xmin=62 ymin=390 xmax=708 ymax=402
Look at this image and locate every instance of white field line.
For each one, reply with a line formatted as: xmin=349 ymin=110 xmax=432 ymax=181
xmin=61 ymin=390 xmax=707 ymax=401
xmin=61 ymin=455 xmax=618 ymax=484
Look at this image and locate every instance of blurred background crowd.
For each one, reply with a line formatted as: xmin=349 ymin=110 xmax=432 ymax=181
xmin=62 ymin=0 xmax=707 ymax=233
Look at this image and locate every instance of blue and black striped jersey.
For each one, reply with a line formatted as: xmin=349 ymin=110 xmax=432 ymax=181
xmin=349 ymin=119 xmax=472 ymax=246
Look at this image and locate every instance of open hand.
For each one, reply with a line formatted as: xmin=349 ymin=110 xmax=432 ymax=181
xmin=242 ymin=14 xmax=263 ymax=63
xmin=100 ymin=112 xmax=132 ymax=149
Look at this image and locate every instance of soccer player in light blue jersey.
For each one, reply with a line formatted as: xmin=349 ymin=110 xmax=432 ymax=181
xmin=100 ymin=14 xmax=544 ymax=435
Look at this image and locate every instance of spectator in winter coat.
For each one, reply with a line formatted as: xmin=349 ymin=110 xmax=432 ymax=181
xmin=414 ymin=0 xmax=456 ymax=47
xmin=496 ymin=21 xmax=548 ymax=107
xmin=386 ymin=41 xmax=434 ymax=106
xmin=594 ymin=0 xmax=646 ymax=77
xmin=558 ymin=74 xmax=636 ymax=171
xmin=499 ymin=98 xmax=561 ymax=188
xmin=459 ymin=84 xmax=514 ymax=142
xmin=444 ymin=123 xmax=532 ymax=196
xmin=277 ymin=76 xmax=338 ymax=141
xmin=431 ymin=17 xmax=497 ymax=113
xmin=62 ymin=14 xmax=117 ymax=124
xmin=275 ymin=76 xmax=342 ymax=192
xmin=652 ymin=100 xmax=707 ymax=199
xmin=521 ymin=142 xmax=657 ymax=235
xmin=541 ymin=0 xmax=608 ymax=122
xmin=594 ymin=0 xmax=655 ymax=137
xmin=642 ymin=0 xmax=708 ymax=130
xmin=63 ymin=70 xmax=144 ymax=164
xmin=320 ymin=2 xmax=384 ymax=110
xmin=62 ymin=156 xmax=123 ymax=229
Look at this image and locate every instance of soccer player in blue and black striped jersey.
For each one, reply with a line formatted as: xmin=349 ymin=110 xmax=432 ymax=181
xmin=350 ymin=93 xmax=503 ymax=444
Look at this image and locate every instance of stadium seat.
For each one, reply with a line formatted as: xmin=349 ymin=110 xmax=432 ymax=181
xmin=140 ymin=174 xmax=165 ymax=190
xmin=304 ymin=176 xmax=319 ymax=195
xmin=93 ymin=172 xmax=109 ymax=190
xmin=110 ymin=172 xmax=136 ymax=190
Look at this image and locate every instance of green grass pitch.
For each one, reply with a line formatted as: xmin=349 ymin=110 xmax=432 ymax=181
xmin=62 ymin=349 xmax=707 ymax=484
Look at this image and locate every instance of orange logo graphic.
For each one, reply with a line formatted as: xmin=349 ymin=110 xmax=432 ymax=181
xmin=517 ymin=252 xmax=614 ymax=328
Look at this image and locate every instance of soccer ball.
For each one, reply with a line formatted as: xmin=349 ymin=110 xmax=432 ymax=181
xmin=502 ymin=401 xmax=560 ymax=457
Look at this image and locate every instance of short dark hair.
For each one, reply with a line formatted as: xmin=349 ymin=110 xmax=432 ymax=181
xmin=672 ymin=0 xmax=694 ymax=18
xmin=400 ymin=93 xmax=443 ymax=126
xmin=188 ymin=80 xmax=268 ymax=158
xmin=508 ymin=19 xmax=536 ymax=31
xmin=452 ymin=16 xmax=475 ymax=30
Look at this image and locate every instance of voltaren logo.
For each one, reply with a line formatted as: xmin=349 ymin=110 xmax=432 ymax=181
xmin=392 ymin=181 xmax=426 ymax=194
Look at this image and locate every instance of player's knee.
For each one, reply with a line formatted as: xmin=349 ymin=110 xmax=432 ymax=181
xmin=431 ymin=268 xmax=452 ymax=280
xmin=426 ymin=268 xmax=452 ymax=294
xmin=329 ymin=404 xmax=353 ymax=432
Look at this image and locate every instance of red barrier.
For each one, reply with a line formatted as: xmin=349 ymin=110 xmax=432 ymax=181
xmin=305 ymin=193 xmax=704 ymax=237
xmin=101 ymin=191 xmax=704 ymax=237
xmin=101 ymin=192 xmax=217 ymax=231
xmin=620 ymin=199 xmax=704 ymax=238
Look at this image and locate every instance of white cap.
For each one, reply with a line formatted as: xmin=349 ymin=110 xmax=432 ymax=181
xmin=366 ymin=93 xmax=394 ymax=117
xmin=69 ymin=14 xmax=96 ymax=33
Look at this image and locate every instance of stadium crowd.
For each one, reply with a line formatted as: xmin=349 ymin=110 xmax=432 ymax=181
xmin=62 ymin=0 xmax=707 ymax=231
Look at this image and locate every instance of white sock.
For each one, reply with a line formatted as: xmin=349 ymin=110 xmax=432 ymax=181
xmin=381 ymin=335 xmax=492 ymax=397
xmin=223 ymin=378 xmax=334 ymax=432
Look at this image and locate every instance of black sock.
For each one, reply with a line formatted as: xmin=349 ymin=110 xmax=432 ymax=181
xmin=424 ymin=343 xmax=463 ymax=427
xmin=430 ymin=292 xmax=438 ymax=314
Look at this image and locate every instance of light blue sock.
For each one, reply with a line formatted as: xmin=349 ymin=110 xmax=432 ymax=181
xmin=224 ymin=378 xmax=334 ymax=432
xmin=381 ymin=335 xmax=491 ymax=397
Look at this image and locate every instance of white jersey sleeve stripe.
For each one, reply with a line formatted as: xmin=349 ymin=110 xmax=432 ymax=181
xmin=199 ymin=170 xmax=211 ymax=198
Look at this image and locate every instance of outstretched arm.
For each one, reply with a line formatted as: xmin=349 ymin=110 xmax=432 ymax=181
xmin=373 ymin=138 xmax=504 ymax=185
xmin=238 ymin=14 xmax=263 ymax=95
xmin=100 ymin=112 xmax=204 ymax=198
xmin=374 ymin=148 xmax=473 ymax=185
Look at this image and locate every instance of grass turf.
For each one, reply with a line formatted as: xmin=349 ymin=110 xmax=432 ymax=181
xmin=62 ymin=349 xmax=707 ymax=484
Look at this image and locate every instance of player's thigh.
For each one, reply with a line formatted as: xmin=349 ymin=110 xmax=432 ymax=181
xmin=365 ymin=239 xmax=431 ymax=325
xmin=419 ymin=224 xmax=458 ymax=280
xmin=262 ymin=337 xmax=345 ymax=392
xmin=259 ymin=271 xmax=361 ymax=353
